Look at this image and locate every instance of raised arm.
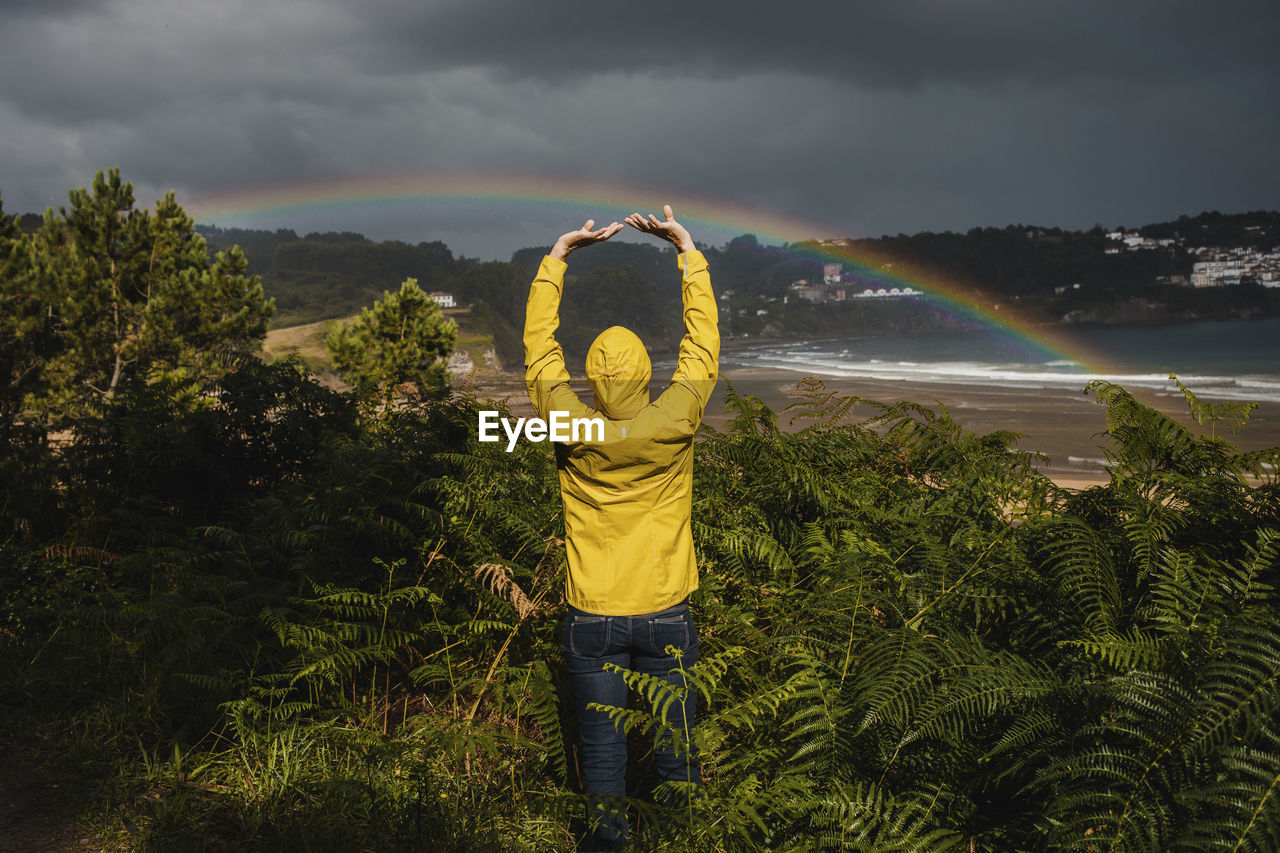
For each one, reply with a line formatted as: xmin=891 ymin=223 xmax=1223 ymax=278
xmin=626 ymin=205 xmax=719 ymax=419
xmin=524 ymin=219 xmax=622 ymax=420
xmin=670 ymin=248 xmax=718 ymax=392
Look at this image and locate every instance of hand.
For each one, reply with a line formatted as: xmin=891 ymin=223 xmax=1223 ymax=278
xmin=625 ymin=204 xmax=695 ymax=253
xmin=549 ymin=219 xmax=623 ymax=261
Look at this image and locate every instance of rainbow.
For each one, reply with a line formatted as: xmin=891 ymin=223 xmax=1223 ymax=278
xmin=187 ymin=172 xmax=1101 ymax=371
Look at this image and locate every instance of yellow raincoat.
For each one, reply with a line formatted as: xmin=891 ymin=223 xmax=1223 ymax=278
xmin=524 ymin=250 xmax=719 ymax=615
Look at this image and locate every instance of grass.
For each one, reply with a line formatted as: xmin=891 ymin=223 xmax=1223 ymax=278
xmin=261 ymin=316 xmax=345 ymax=377
xmin=449 ymin=308 xmax=500 ymax=371
xmin=260 ymin=308 xmax=506 ymax=392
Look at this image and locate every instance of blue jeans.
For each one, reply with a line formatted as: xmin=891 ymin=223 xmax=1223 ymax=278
xmin=563 ymin=598 xmax=701 ymax=848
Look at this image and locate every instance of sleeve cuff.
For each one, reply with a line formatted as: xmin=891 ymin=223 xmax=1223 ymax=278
xmin=540 ymin=254 xmax=568 ymax=277
xmin=678 ymin=250 xmax=707 ymax=274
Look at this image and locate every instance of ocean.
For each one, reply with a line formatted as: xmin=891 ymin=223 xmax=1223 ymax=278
xmin=719 ymin=317 xmax=1280 ymax=404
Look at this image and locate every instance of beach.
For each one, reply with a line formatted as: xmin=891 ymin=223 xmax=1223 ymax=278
xmin=708 ymin=364 xmax=1280 ymax=486
xmin=463 ymin=351 xmax=1280 ymax=490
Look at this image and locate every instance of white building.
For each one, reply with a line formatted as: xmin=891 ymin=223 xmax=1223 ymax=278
xmin=1191 ymin=262 xmax=1244 ymax=288
xmin=429 ymin=292 xmax=455 ymax=308
xmin=853 ymin=286 xmax=919 ymax=299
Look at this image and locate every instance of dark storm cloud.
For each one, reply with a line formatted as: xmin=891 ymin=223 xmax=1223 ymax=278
xmin=363 ymin=0 xmax=1280 ymax=89
xmin=0 ymin=0 xmax=1276 ymax=258
xmin=1 ymin=0 xmax=101 ymax=17
xmin=0 ymin=1 xmax=358 ymax=123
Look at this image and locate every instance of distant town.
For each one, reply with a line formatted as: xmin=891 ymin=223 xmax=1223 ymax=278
xmin=720 ymin=264 xmax=921 ymax=317
xmin=733 ymin=223 xmax=1280 ymax=317
xmin=1102 ymin=228 xmax=1280 ymax=288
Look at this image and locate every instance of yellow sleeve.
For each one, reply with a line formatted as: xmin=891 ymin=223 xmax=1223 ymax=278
xmin=657 ymin=249 xmax=720 ymax=423
xmin=524 ymin=255 xmax=594 ymax=422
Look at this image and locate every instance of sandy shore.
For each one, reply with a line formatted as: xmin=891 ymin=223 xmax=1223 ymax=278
xmin=460 ymin=362 xmax=1280 ymax=490
xmin=710 ymin=365 xmax=1280 ymax=485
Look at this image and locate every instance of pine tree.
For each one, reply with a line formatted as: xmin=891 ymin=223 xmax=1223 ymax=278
xmin=0 ymin=195 xmax=51 ymax=438
xmin=324 ymin=277 xmax=458 ymax=412
xmin=28 ymin=167 xmax=274 ymax=426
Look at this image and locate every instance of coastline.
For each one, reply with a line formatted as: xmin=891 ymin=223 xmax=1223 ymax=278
xmin=705 ymin=365 xmax=1117 ymax=483
xmin=460 ymin=349 xmax=1280 ymax=490
xmin=706 ymin=363 xmax=1280 ymax=481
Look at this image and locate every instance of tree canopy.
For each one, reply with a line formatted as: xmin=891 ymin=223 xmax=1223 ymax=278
xmin=324 ymin=277 xmax=458 ymax=411
xmin=7 ymin=168 xmax=273 ymax=432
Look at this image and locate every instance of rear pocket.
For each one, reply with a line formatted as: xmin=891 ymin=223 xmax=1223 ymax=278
xmin=569 ymin=616 xmax=610 ymax=657
xmin=650 ymin=614 xmax=690 ymax=656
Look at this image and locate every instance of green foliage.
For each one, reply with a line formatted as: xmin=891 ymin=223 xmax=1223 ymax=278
xmin=1170 ymin=371 xmax=1259 ymax=437
xmin=9 ymin=168 xmax=274 ymax=430
xmin=3 ymin=326 xmax=1280 ymax=850
xmin=324 ymin=277 xmax=458 ymax=413
xmin=199 ymin=226 xmax=463 ymax=327
xmin=0 ymin=194 xmax=52 ymax=436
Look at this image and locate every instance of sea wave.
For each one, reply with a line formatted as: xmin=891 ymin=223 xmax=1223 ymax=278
xmin=721 ymin=350 xmax=1280 ymax=403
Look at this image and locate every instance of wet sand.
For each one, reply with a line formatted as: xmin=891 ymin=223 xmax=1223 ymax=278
xmin=707 ymin=365 xmax=1280 ymax=487
xmin=460 ymin=364 xmax=1280 ymax=490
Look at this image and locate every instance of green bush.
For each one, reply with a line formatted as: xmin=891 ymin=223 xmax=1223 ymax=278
xmin=3 ymin=370 xmax=1279 ymax=851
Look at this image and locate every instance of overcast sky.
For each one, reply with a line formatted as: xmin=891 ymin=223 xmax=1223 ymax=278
xmin=1 ymin=0 xmax=1277 ymax=260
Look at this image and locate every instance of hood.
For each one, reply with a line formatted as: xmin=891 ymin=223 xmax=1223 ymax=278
xmin=585 ymin=326 xmax=651 ymax=420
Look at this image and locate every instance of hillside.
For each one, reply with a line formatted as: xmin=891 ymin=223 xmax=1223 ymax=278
xmin=200 ymin=210 xmax=1280 ymax=354
xmin=261 ymin=306 xmax=511 ymax=386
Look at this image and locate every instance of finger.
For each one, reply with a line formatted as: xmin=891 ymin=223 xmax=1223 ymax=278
xmin=663 ymin=204 xmax=674 ymax=221
xmin=582 ymin=219 xmax=595 ymax=232
xmin=589 ymin=221 xmax=620 ymax=240
xmin=648 ymin=214 xmax=665 ymax=229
